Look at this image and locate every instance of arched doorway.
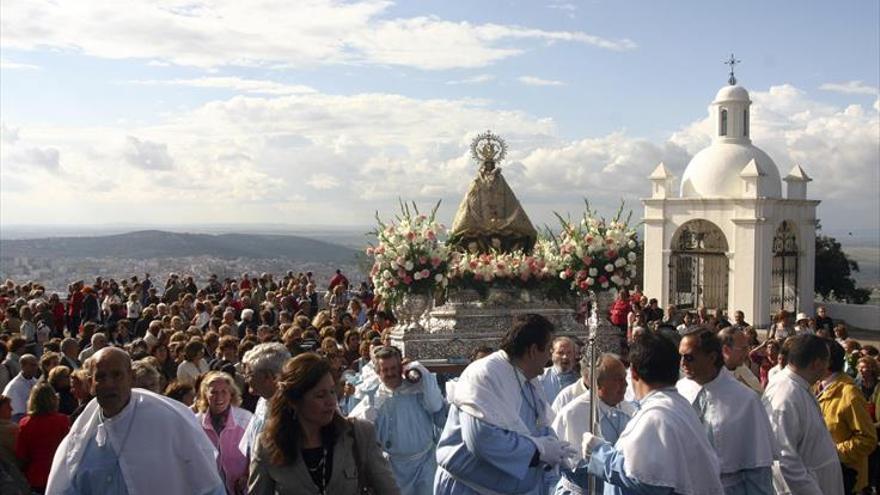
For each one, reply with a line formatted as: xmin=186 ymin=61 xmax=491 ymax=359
xmin=668 ymin=219 xmax=729 ymax=312
xmin=771 ymin=220 xmax=799 ymax=312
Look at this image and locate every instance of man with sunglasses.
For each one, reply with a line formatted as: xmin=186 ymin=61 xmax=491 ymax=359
xmin=677 ymin=330 xmax=776 ymax=494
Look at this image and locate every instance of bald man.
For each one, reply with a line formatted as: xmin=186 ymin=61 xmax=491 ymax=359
xmin=46 ymin=347 xmax=225 ymax=495
xmin=539 ymin=336 xmax=579 ymax=403
xmin=2 ymin=353 xmax=38 ymax=422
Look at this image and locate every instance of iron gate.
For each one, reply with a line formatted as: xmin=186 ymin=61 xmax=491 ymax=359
xmin=668 ymin=220 xmax=729 ymax=312
xmin=770 ymin=221 xmax=799 ymax=312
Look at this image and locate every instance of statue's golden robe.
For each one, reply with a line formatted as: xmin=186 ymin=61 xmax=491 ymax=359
xmin=449 ymin=168 xmax=537 ymax=253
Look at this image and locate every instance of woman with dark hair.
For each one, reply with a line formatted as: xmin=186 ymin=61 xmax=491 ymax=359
xmin=15 ymin=383 xmax=70 ymax=493
xmin=177 ymin=339 xmax=210 ymax=386
xmin=249 ymin=353 xmax=399 ymax=495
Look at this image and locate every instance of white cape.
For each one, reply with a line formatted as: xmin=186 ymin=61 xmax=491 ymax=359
xmin=46 ymin=389 xmax=223 ymax=495
xmin=450 ymin=350 xmax=551 ymax=434
xmin=677 ymin=368 xmax=777 ymax=475
xmin=616 ymin=388 xmax=723 ymax=495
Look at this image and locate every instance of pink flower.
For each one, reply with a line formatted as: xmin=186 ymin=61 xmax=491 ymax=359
xmin=403 ymin=275 xmax=413 ymax=285
xmin=582 ymin=256 xmax=592 ymax=266
xmin=431 ymin=257 xmax=442 ymax=268
xmin=426 ymin=230 xmax=436 ymax=240
xmin=406 ymin=232 xmax=416 ymax=241
xmin=366 ymin=247 xmax=375 ymax=256
xmin=419 ymin=256 xmax=428 ymax=264
xmin=598 ymin=275 xmax=608 ymax=284
xmin=420 ymin=269 xmax=430 ymax=279
xmin=397 ymin=268 xmax=406 ymax=278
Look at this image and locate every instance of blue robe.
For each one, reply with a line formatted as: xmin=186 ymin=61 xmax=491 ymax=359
xmin=587 ymin=444 xmax=675 ymax=495
xmin=435 ymin=380 xmax=554 ymax=495
xmin=368 ymin=376 xmax=446 ymax=495
xmin=555 ymin=404 xmax=633 ymax=495
xmin=539 ymin=367 xmax=578 ymax=405
xmin=64 ymin=435 xmax=129 ymax=495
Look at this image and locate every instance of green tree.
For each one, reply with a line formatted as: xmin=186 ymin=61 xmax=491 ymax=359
xmin=815 ymin=234 xmax=871 ymax=304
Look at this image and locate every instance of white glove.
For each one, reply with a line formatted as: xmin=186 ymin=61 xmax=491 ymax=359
xmin=581 ymin=431 xmax=605 ymax=459
xmin=529 ymin=436 xmax=579 ymax=466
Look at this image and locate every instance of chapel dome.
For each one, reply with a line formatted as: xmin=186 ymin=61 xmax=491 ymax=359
xmin=680 ymin=142 xmax=782 ymax=198
xmin=714 ymin=85 xmax=750 ymax=102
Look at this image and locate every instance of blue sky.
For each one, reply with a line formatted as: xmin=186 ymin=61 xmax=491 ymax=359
xmin=1 ymin=0 xmax=878 ymax=231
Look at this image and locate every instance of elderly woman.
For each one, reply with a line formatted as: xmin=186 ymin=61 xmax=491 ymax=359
xmin=177 ymin=339 xmax=210 ymax=386
xmin=196 ymin=371 xmax=253 ymax=495
xmin=15 ymin=383 xmax=70 ymax=493
xmin=249 ymin=353 xmax=399 ymax=495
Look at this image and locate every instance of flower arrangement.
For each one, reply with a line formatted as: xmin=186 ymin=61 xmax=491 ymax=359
xmin=551 ymin=201 xmax=640 ymax=294
xmin=367 ymin=201 xmax=449 ymax=306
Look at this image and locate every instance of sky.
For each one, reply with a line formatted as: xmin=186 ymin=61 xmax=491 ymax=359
xmin=1 ymin=0 xmax=878 ymax=234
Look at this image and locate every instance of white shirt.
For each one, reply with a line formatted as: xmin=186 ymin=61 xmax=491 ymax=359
xmin=176 ymin=359 xmax=209 ymax=386
xmin=551 ymin=378 xmax=588 ymax=414
xmin=763 ymin=367 xmax=844 ymax=495
xmin=552 ymin=393 xmax=636 ymax=447
xmin=732 ymin=364 xmax=764 ymax=394
xmin=2 ymin=372 xmax=37 ymax=418
xmin=677 ymin=369 xmax=777 ymax=483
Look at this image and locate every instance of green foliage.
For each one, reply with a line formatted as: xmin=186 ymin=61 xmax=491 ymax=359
xmin=815 ymin=234 xmax=871 ymax=304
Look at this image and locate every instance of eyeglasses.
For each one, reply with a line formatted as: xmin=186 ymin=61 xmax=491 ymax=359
xmin=680 ymin=353 xmax=696 ymax=363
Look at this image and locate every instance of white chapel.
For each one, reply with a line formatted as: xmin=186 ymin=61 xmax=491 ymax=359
xmin=642 ymin=65 xmax=819 ymax=328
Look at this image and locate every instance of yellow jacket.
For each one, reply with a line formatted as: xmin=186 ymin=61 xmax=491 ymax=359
xmin=818 ymin=373 xmax=878 ymax=492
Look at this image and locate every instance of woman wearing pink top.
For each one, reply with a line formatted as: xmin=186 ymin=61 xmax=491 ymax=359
xmin=196 ymin=371 xmax=254 ymax=495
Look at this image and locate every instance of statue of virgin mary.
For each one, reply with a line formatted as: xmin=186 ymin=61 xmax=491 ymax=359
xmin=448 ymin=132 xmax=538 ymax=254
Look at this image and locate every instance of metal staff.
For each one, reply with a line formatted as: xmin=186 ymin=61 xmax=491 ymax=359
xmin=586 ymin=295 xmax=601 ymax=495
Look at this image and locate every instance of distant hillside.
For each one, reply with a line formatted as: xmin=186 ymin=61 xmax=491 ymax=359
xmin=0 ymin=230 xmax=359 ymax=264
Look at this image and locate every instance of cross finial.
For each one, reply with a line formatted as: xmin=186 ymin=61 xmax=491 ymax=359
xmin=724 ymin=53 xmax=740 ymax=85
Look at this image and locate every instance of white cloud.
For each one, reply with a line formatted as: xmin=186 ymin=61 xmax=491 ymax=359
xmin=1 ymin=83 xmax=876 ymax=230
xmin=306 ymin=173 xmax=342 ymax=190
xmin=128 ymin=77 xmax=317 ymax=95
xmin=518 ymin=75 xmax=565 ymax=87
xmin=0 ymin=57 xmax=40 ymax=70
xmin=124 ymin=136 xmax=175 ymax=170
xmin=0 ymin=1 xmax=635 ymax=70
xmin=819 ymin=80 xmax=878 ymax=96
xmin=446 ymin=74 xmax=495 ymax=85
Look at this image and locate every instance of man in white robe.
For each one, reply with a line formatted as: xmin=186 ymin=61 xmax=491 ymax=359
xmin=551 ymin=353 xmax=591 ymax=414
xmin=237 ymin=343 xmax=290 ymax=457
xmin=552 ymin=354 xmax=636 ymax=494
xmin=677 ymin=330 xmax=776 ymax=494
xmin=350 ymin=347 xmax=446 ymax=495
xmin=717 ymin=326 xmax=763 ymax=394
xmin=46 ymin=347 xmax=225 ymax=495
xmin=539 ymin=336 xmax=578 ymax=405
xmin=435 ymin=314 xmax=578 ymax=495
xmin=763 ymin=334 xmax=844 ymax=495
xmin=579 ymin=331 xmax=723 ymax=495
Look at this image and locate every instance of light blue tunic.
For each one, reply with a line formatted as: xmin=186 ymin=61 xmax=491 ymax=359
xmin=586 ymin=443 xmax=675 ymax=495
xmin=556 ymin=406 xmax=633 ymax=495
xmin=434 ymin=380 xmax=554 ymax=495
xmin=65 ymin=435 xmax=129 ymax=495
xmin=372 ymin=375 xmax=446 ymax=495
xmin=539 ymin=367 xmax=578 ymax=405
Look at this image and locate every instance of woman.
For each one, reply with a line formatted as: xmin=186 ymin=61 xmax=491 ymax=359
xmin=47 ymin=366 xmax=77 ymax=415
xmin=767 ymin=309 xmax=794 ymax=342
xmin=49 ymin=294 xmax=66 ymax=339
xmin=249 ymin=353 xmax=399 ymax=495
xmin=196 ymin=371 xmax=253 ymax=495
xmin=165 ymin=380 xmax=196 ymax=408
xmin=749 ymin=339 xmax=781 ymax=388
xmin=15 ymin=383 xmax=70 ymax=493
xmin=177 ymin=339 xmax=210 ymax=386
xmin=0 ymin=395 xmax=29 ymax=495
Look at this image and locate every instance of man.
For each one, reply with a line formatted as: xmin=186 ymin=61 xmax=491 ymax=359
xmin=817 ymin=340 xmax=877 ymax=494
xmin=815 ymin=306 xmax=834 ymax=334
xmin=729 ymin=310 xmax=749 ymax=331
xmin=552 ymin=352 xmax=591 ymax=414
xmin=328 ymin=268 xmax=349 ymax=291
xmin=46 ymin=347 xmax=225 ymax=494
xmin=78 ymin=332 xmax=108 ymax=362
xmin=1 ymin=354 xmax=38 ymax=422
xmin=662 ymin=305 xmax=680 ymax=328
xmin=435 ymin=314 xmax=577 ymax=495
xmin=717 ymin=327 xmax=763 ymax=394
xmin=539 ymin=336 xmax=578 ymax=404
xmin=676 ymin=312 xmax=695 ymax=335
xmin=350 ymin=346 xmax=446 ymax=494
xmin=580 ymin=331 xmax=723 ymax=494
xmin=676 ymin=330 xmax=776 ymax=494
xmin=238 ymin=343 xmax=291 ymax=457
xmin=552 ymin=354 xmax=636 ymax=494
xmin=763 ymin=334 xmax=844 ymax=495
xmin=143 ymin=320 xmax=163 ymax=349
xmin=643 ymin=299 xmax=663 ymax=324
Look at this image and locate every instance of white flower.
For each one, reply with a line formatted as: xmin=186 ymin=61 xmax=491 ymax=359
xmin=628 ymin=240 xmax=636 ymax=249
xmin=627 ymin=252 xmax=637 ymax=262
xmin=404 ymin=261 xmax=414 ymax=271
xmin=589 ymin=268 xmax=598 ymax=277
xmin=615 ymin=258 xmax=626 ymax=267
xmin=611 ymin=275 xmax=623 ymax=285
xmin=413 ymin=271 xmax=423 ymax=280
xmin=604 ymin=264 xmax=614 ymax=273
xmin=435 ymin=273 xmax=444 ymax=282
xmin=382 ymin=270 xmax=393 ymax=279
xmin=601 ymin=282 xmax=609 ymax=289
xmin=586 ymin=277 xmax=595 ymax=285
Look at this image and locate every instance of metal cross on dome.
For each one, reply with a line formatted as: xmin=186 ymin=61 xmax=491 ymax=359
xmin=724 ymin=53 xmax=741 ymax=85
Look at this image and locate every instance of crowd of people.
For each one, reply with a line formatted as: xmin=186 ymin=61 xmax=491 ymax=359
xmin=0 ymin=271 xmax=876 ymax=494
